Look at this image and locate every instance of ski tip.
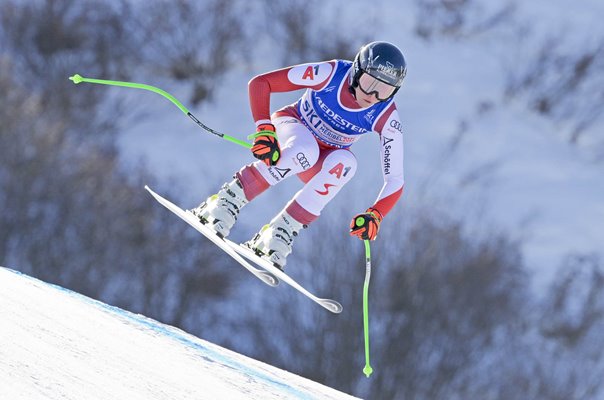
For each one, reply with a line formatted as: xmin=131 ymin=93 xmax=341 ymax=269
xmin=263 ymin=273 xmax=280 ymax=287
xmin=322 ymin=300 xmax=343 ymax=314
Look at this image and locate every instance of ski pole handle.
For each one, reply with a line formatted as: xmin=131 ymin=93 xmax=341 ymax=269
xmin=68 ymin=74 xmax=251 ymax=149
xmin=362 ymin=239 xmax=373 ymax=377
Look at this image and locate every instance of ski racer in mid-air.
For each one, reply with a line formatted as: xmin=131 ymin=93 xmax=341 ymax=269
xmin=191 ymin=41 xmax=407 ymax=270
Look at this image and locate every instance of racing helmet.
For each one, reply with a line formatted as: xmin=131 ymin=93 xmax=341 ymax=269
xmin=349 ymin=41 xmax=407 ymax=101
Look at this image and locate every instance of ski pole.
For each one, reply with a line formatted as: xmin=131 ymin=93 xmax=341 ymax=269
xmin=362 ymin=238 xmax=374 ymax=377
xmin=354 ymin=217 xmax=374 ymax=377
xmin=68 ymin=74 xmax=252 ymax=149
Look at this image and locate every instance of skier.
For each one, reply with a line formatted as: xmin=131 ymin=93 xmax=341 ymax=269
xmin=191 ymin=41 xmax=406 ymax=270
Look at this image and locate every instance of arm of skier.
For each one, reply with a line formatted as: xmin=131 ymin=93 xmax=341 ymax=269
xmin=248 ymin=61 xmax=336 ymax=166
xmin=372 ymin=105 xmax=405 ymax=217
xmin=350 ymin=105 xmax=405 ymax=241
xmin=248 ymin=61 xmax=336 ymax=125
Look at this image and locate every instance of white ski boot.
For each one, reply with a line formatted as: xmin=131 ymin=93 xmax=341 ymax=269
xmin=246 ymin=211 xmax=306 ymax=270
xmin=190 ymin=178 xmax=248 ymax=238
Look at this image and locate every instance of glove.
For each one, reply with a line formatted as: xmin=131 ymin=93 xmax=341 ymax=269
xmin=250 ymin=123 xmax=280 ymax=166
xmin=350 ymin=208 xmax=383 ymax=241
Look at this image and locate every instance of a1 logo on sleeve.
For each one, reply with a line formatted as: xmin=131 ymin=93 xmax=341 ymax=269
xmin=288 ymin=62 xmax=333 ymax=86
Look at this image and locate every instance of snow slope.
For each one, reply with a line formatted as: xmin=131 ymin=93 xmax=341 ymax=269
xmin=0 ymin=267 xmax=359 ymax=400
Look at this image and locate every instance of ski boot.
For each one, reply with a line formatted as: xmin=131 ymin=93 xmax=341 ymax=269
xmin=190 ymin=178 xmax=248 ymax=238
xmin=246 ymin=211 xmax=306 ymax=271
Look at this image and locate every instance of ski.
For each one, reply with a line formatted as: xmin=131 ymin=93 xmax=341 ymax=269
xmin=145 ymin=186 xmax=343 ymax=314
xmin=227 ymin=242 xmax=343 ymax=314
xmin=145 ymin=186 xmax=279 ymax=287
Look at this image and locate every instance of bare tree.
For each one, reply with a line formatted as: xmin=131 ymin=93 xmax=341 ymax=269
xmin=260 ymin=0 xmax=369 ymax=64
xmin=504 ymin=33 xmax=604 ymax=157
xmin=223 ymin=206 xmax=529 ymax=399
xmin=133 ymin=0 xmax=248 ymax=105
xmin=0 ymin=0 xmax=243 ymax=336
xmin=0 ymin=0 xmax=136 ymax=142
xmin=533 ymin=253 xmax=604 ymax=399
xmin=414 ymin=0 xmax=516 ymax=40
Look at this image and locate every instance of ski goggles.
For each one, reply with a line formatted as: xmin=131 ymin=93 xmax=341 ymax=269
xmin=357 ymin=72 xmax=397 ymax=101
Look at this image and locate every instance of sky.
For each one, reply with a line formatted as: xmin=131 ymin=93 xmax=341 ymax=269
xmin=0 ymin=267 xmax=360 ymax=400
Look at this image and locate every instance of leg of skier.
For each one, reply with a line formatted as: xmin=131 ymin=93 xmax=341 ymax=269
xmin=190 ymin=116 xmax=320 ymax=238
xmin=248 ymin=148 xmax=358 ymax=270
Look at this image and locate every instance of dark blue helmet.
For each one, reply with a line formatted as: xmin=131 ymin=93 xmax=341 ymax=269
xmin=350 ymin=41 xmax=407 ymax=101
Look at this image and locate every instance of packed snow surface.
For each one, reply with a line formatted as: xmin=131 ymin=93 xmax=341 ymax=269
xmin=0 ymin=267 xmax=359 ymax=400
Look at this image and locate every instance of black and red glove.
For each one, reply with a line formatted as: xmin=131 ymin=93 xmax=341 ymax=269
xmin=350 ymin=208 xmax=383 ymax=241
xmin=250 ymin=123 xmax=280 ymax=166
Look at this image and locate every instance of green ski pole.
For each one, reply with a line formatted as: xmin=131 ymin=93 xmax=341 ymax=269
xmin=68 ymin=74 xmax=252 ymax=149
xmin=355 ymin=216 xmax=374 ymax=377
xmin=362 ymin=238 xmax=374 ymax=377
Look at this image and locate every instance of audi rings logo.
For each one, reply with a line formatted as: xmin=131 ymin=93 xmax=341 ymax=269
xmin=296 ymin=152 xmax=311 ymax=170
xmin=389 ymin=120 xmax=403 ymax=133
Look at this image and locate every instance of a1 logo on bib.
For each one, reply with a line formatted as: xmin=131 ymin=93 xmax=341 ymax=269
xmin=288 ymin=62 xmax=333 ymax=85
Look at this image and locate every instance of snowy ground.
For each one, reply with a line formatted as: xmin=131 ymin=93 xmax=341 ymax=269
xmin=0 ymin=267 xmax=359 ymax=400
